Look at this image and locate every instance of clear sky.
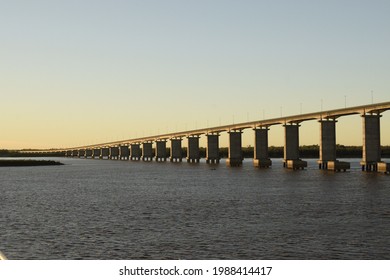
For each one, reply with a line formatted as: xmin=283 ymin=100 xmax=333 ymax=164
xmin=1 ymin=0 xmax=389 ymax=149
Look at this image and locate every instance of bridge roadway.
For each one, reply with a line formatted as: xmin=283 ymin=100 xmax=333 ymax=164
xmin=46 ymin=102 xmax=390 ymax=173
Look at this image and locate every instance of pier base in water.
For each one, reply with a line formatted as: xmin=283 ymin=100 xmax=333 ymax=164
xmin=206 ymin=159 xmax=220 ymax=164
xmin=377 ymin=162 xmax=390 ymax=174
xmin=360 ymin=161 xmax=378 ymax=172
xmin=253 ymin=159 xmax=272 ymax=168
xmin=284 ymin=159 xmax=307 ymax=170
xmin=318 ymin=160 xmax=350 ymax=172
xmin=226 ymin=158 xmax=243 ymax=167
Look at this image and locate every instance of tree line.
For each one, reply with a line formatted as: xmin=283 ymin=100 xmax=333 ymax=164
xmin=2 ymin=145 xmax=390 ymax=158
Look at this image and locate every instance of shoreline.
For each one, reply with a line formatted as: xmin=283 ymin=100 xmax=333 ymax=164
xmin=0 ymin=159 xmax=64 ymax=167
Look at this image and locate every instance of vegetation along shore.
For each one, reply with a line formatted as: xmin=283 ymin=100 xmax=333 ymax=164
xmin=1 ymin=146 xmax=390 ymax=159
xmin=0 ymin=159 xmax=64 ymax=167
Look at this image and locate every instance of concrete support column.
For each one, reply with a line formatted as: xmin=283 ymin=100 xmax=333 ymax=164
xmin=361 ymin=114 xmax=382 ymax=171
xmin=86 ymin=149 xmax=93 ymax=159
xmin=101 ymin=147 xmax=109 ymax=159
xmin=155 ymin=140 xmax=167 ymax=162
xmin=227 ymin=130 xmax=243 ymax=167
xmin=119 ymin=145 xmax=130 ymax=160
xmin=130 ymin=143 xmax=141 ymax=161
xmin=284 ymin=124 xmax=299 ymax=161
xmin=170 ymin=138 xmax=182 ymax=162
xmin=253 ymin=127 xmax=272 ymax=168
xmin=206 ymin=133 xmax=220 ymax=164
xmin=109 ymin=146 xmax=119 ymax=160
xmin=187 ymin=135 xmax=200 ymax=163
xmin=284 ymin=123 xmax=307 ymax=169
xmin=78 ymin=149 xmax=85 ymax=158
xmin=317 ymin=119 xmax=350 ymax=171
xmin=142 ymin=142 xmax=153 ymax=161
xmin=318 ymin=120 xmax=336 ymax=169
xmin=92 ymin=148 xmax=100 ymax=159
xmin=319 ymin=120 xmax=336 ymax=163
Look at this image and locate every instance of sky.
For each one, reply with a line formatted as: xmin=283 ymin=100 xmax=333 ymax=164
xmin=1 ymin=0 xmax=389 ymax=149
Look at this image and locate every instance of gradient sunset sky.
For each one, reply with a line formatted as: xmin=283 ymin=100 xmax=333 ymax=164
xmin=1 ymin=0 xmax=389 ymax=149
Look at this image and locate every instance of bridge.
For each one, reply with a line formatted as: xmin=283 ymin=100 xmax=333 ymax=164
xmin=41 ymin=101 xmax=390 ymax=173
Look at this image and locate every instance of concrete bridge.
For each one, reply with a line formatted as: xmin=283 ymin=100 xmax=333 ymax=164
xmin=49 ymin=102 xmax=390 ymax=173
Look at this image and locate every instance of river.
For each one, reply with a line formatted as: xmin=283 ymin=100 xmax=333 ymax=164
xmin=0 ymin=157 xmax=389 ymax=259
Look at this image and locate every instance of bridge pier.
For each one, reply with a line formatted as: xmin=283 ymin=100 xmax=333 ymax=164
xmin=155 ymin=140 xmax=167 ymax=162
xmin=361 ymin=114 xmax=382 ymax=171
xmin=142 ymin=142 xmax=153 ymax=161
xmin=170 ymin=138 xmax=182 ymax=162
xmin=86 ymin=149 xmax=92 ymax=159
xmin=226 ymin=130 xmax=243 ymax=167
xmin=119 ymin=145 xmax=130 ymax=160
xmin=101 ymin=147 xmax=109 ymax=159
xmin=92 ymin=148 xmax=100 ymax=159
xmin=318 ymin=119 xmax=350 ymax=172
xmin=187 ymin=135 xmax=200 ymax=163
xmin=72 ymin=150 xmax=78 ymax=157
xmin=130 ymin=143 xmax=141 ymax=160
xmin=283 ymin=123 xmax=307 ymax=169
xmin=253 ymin=127 xmax=272 ymax=168
xmin=206 ymin=133 xmax=220 ymax=164
xmin=78 ymin=149 xmax=85 ymax=158
xmin=109 ymin=146 xmax=119 ymax=160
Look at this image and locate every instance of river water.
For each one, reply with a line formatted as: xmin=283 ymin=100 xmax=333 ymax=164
xmin=0 ymin=157 xmax=389 ymax=259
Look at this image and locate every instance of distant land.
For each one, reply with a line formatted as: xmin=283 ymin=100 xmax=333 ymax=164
xmin=1 ymin=146 xmax=390 ymax=159
xmin=0 ymin=159 xmax=63 ymax=167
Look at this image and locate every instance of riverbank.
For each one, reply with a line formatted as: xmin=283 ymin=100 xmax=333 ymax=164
xmin=0 ymin=160 xmax=64 ymax=167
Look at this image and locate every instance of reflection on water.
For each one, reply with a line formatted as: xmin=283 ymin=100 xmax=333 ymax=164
xmin=0 ymin=157 xmax=389 ymax=259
